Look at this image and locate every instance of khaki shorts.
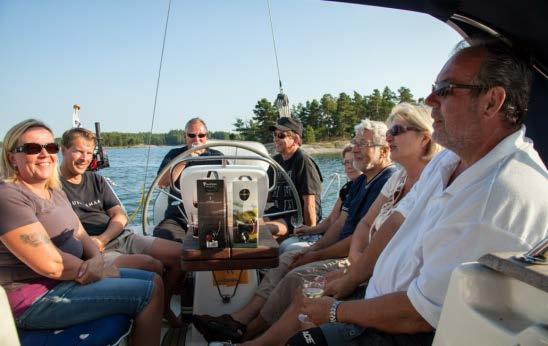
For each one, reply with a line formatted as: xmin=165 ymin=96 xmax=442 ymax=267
xmin=102 ymin=229 xmax=155 ymax=264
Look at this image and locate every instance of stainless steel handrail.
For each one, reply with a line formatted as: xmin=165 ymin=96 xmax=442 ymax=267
xmin=517 ymin=236 xmax=548 ymax=265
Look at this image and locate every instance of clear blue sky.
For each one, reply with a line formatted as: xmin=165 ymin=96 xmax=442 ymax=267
xmin=0 ymin=0 xmax=462 ymax=139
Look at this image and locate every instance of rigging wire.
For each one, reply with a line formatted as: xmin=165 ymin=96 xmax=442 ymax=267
xmin=267 ymin=0 xmax=283 ymax=93
xmin=129 ymin=0 xmax=172 ymax=223
xmin=267 ymin=0 xmax=291 ymax=118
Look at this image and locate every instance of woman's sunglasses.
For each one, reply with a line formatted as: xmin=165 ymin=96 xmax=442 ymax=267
xmin=12 ymin=142 xmax=60 ymax=155
xmin=386 ymin=124 xmax=422 ymax=137
xmin=186 ymin=133 xmax=207 ymax=138
xmin=273 ymin=132 xmax=291 ymax=139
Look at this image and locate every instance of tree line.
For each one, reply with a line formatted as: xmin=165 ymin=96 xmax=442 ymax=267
xmin=91 ymin=85 xmax=421 ymax=147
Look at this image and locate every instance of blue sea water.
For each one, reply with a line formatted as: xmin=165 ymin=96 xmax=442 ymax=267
xmin=97 ymin=146 xmax=345 ymax=226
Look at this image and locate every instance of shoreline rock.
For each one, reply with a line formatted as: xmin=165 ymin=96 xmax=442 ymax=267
xmin=301 ymin=140 xmax=351 ymax=155
xmin=109 ymin=140 xmax=351 ymax=154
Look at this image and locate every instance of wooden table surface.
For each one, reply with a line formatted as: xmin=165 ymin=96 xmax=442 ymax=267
xmin=181 ymin=227 xmax=279 ymax=271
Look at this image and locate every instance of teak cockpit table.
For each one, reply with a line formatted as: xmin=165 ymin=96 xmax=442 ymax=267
xmin=181 ymin=227 xmax=279 ymax=271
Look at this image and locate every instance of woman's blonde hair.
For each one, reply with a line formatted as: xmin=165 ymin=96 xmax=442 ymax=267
xmin=1 ymin=119 xmax=61 ymax=189
xmin=386 ymin=103 xmax=442 ymax=160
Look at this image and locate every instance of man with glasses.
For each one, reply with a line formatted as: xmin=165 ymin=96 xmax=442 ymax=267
xmin=264 ymin=117 xmax=323 ymax=239
xmin=284 ymin=37 xmax=548 ymax=346
xmin=153 ymin=117 xmax=223 ymax=241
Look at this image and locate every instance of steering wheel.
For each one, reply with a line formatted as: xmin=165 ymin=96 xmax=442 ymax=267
xmin=141 ymin=141 xmax=303 ymax=235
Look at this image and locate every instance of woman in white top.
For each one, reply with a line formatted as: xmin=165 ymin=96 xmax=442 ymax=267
xmin=347 ymin=102 xmax=442 ymax=266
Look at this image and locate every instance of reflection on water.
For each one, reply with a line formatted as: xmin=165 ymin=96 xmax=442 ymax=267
xmin=97 ymin=147 xmax=345 ymax=225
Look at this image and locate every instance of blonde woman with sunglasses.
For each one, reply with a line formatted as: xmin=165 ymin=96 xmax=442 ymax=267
xmin=0 ymin=119 xmax=163 ymax=346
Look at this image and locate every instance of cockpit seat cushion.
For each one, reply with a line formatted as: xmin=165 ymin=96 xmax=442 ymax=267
xmin=18 ymin=314 xmax=132 ymax=346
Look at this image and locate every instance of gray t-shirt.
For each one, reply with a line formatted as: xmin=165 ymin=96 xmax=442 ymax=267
xmin=0 ymin=182 xmax=83 ymax=292
xmin=61 ymin=172 xmax=119 ymax=236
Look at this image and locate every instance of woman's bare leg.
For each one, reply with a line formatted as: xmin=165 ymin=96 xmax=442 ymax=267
xmin=131 ymin=273 xmax=164 ymax=346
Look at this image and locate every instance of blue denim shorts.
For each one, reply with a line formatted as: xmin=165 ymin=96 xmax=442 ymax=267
xmin=17 ymin=268 xmax=155 ymax=329
xmin=318 ymin=286 xmax=367 ymax=345
xmin=319 ymin=322 xmax=366 ymax=345
xmin=318 ymin=324 xmax=434 ymax=346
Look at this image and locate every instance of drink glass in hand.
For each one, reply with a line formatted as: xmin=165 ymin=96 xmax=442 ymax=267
xmin=298 ymin=274 xmax=326 ymax=323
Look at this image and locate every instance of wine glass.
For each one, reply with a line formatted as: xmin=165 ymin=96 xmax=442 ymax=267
xmin=297 ymin=273 xmax=326 ymax=323
xmin=188 ymin=212 xmax=198 ymax=238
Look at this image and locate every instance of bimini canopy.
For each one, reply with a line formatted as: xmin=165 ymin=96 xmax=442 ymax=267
xmin=329 ymin=0 xmax=548 ymax=165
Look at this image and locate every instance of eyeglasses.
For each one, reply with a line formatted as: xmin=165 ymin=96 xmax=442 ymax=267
xmin=12 ymin=142 xmax=59 ymax=155
xmin=350 ymin=139 xmax=382 ymax=149
xmin=342 ymin=159 xmax=353 ymax=166
xmin=386 ymin=124 xmax=422 ymax=137
xmin=186 ymin=133 xmax=207 ymax=138
xmin=273 ymin=132 xmax=291 ymax=139
xmin=431 ymin=80 xmax=488 ymax=97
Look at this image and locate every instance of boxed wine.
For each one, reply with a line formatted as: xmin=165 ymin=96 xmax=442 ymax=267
xmin=197 ymin=179 xmax=228 ymax=249
xmin=232 ymin=179 xmax=259 ymax=248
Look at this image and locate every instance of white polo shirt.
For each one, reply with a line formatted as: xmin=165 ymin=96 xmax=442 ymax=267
xmin=365 ymin=126 xmax=548 ymax=328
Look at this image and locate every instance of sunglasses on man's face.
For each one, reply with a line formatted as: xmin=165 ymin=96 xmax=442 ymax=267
xmin=273 ymin=132 xmax=291 ymax=139
xmin=186 ymin=133 xmax=207 ymax=139
xmin=386 ymin=124 xmax=422 ymax=137
xmin=431 ymin=80 xmax=488 ymax=97
xmin=12 ymin=142 xmax=60 ymax=155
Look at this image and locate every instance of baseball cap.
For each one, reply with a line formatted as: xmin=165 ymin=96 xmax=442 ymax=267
xmin=269 ymin=117 xmax=303 ymax=136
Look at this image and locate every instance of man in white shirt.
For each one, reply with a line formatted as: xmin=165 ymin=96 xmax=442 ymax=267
xmin=245 ymin=37 xmax=548 ymax=346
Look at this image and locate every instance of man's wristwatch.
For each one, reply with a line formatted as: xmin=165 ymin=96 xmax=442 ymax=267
xmin=329 ymin=300 xmax=342 ymax=323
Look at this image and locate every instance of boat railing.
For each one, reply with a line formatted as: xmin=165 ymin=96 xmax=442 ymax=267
xmin=321 ymin=172 xmax=341 ymax=203
xmin=518 ymin=236 xmax=548 ymax=264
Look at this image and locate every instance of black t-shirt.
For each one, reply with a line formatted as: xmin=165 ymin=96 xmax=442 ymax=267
xmin=338 ymin=180 xmax=353 ymax=208
xmin=61 ymin=171 xmax=119 ymax=236
xmin=158 ymin=145 xmax=224 ymax=226
xmin=269 ymin=148 xmax=323 ymax=225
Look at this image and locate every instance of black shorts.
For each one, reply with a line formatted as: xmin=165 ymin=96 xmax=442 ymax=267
xmin=286 ymin=326 xmax=434 ymax=346
xmin=152 ymin=218 xmax=185 ymax=242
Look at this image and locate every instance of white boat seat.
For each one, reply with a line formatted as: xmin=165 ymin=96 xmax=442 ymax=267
xmin=0 ymin=286 xmax=19 ymax=346
xmin=433 ymin=257 xmax=548 ymax=345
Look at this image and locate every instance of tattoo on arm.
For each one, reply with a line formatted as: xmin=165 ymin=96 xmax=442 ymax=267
xmin=19 ymin=233 xmax=51 ymax=247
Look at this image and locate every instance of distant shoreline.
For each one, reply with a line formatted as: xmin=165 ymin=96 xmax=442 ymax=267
xmin=107 ymin=140 xmax=351 ymax=155
xmin=300 ymin=140 xmax=351 ymax=155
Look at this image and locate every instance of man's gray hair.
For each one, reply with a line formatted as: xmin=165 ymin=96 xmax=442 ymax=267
xmin=354 ymin=118 xmax=388 ymax=145
xmin=185 ymin=117 xmax=208 ymax=132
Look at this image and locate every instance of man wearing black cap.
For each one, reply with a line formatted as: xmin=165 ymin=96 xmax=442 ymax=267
xmin=265 ymin=117 xmax=323 ymax=239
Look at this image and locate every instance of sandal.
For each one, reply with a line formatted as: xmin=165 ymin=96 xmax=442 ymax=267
xmin=192 ymin=314 xmax=246 ymax=342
